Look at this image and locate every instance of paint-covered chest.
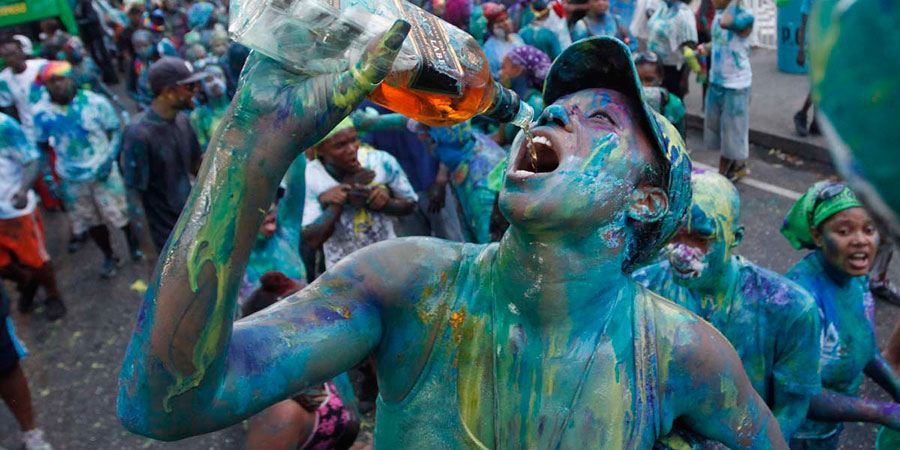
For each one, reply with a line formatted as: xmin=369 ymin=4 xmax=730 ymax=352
xmin=374 ymin=256 xmax=658 ymax=449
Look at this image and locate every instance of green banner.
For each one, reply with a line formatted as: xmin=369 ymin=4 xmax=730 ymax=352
xmin=0 ymin=0 xmax=78 ymax=34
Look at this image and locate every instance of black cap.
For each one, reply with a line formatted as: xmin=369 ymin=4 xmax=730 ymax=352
xmin=148 ymin=57 xmax=209 ymax=96
xmin=542 ymin=37 xmax=693 ymax=271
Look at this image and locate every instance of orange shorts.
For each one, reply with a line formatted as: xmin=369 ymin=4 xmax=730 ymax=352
xmin=0 ymin=210 xmax=50 ymax=269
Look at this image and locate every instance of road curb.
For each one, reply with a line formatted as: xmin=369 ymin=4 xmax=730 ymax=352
xmin=685 ymin=113 xmax=832 ymax=164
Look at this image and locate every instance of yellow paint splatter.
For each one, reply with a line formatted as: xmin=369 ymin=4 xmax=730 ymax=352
xmin=129 ymin=279 xmax=148 ymax=294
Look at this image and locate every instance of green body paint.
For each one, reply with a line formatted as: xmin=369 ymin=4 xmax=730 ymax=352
xmin=117 ymin=37 xmax=788 ymax=449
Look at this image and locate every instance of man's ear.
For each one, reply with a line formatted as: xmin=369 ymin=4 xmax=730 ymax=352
xmin=626 ymin=186 xmax=669 ymax=223
xmin=732 ymin=224 xmax=745 ymax=248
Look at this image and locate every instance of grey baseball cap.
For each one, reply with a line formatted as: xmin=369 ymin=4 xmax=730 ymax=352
xmin=148 ymin=57 xmax=209 ymax=96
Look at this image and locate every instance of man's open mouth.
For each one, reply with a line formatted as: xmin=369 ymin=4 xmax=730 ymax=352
xmin=513 ymin=132 xmax=560 ymax=177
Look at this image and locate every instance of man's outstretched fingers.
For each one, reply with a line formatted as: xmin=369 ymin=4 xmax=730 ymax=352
xmin=354 ymin=20 xmax=411 ymax=87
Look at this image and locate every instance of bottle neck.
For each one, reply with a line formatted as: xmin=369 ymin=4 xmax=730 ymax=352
xmin=481 ymin=80 xmax=534 ymax=128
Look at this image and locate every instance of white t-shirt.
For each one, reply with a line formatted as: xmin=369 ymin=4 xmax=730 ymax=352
xmin=0 ymin=113 xmax=40 ymax=219
xmin=535 ymin=5 xmax=572 ymax=49
xmin=647 ymin=1 xmax=698 ymax=67
xmin=709 ymin=7 xmax=753 ymax=89
xmin=0 ymin=59 xmax=48 ymax=145
xmin=302 ymin=146 xmax=418 ymax=269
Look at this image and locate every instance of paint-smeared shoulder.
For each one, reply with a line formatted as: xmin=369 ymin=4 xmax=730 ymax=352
xmin=743 ymin=261 xmax=818 ymax=317
xmin=643 ymin=285 xmax=744 ymax=383
xmin=325 ymin=236 xmax=469 ymax=306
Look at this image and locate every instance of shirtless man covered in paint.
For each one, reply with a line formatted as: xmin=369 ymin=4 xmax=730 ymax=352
xmin=116 ymin=31 xmax=788 ymax=449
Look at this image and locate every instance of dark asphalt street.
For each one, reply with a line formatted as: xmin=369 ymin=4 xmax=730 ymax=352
xmin=1 ymin=129 xmax=897 ymax=450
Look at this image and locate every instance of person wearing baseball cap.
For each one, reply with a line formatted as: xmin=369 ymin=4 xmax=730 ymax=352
xmin=120 ymin=57 xmax=204 ymax=251
xmin=119 ymin=30 xmax=788 ymax=449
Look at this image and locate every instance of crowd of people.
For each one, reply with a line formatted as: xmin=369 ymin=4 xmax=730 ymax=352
xmin=0 ymin=0 xmax=897 ymax=448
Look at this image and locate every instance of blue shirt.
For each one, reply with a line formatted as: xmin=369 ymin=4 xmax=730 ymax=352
xmin=634 ymin=257 xmax=822 ymax=406
xmin=785 ymin=251 xmax=877 ymax=440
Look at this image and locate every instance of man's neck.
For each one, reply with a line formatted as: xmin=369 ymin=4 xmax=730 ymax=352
xmin=151 ymin=99 xmax=178 ymax=121
xmin=492 ymin=224 xmax=630 ymax=332
xmin=11 ymin=63 xmax=27 ymax=74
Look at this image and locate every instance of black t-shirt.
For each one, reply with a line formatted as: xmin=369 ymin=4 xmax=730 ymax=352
xmin=121 ymin=109 xmax=202 ymax=250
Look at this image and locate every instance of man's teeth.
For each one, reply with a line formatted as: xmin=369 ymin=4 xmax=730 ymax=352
xmin=514 ymin=169 xmax=534 ymax=176
xmin=533 ymin=136 xmax=552 ymax=148
xmin=851 ymin=253 xmax=868 ymax=260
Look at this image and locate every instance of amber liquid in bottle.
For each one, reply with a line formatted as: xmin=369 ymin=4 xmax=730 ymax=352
xmin=368 ymin=52 xmax=494 ymax=127
xmin=367 ymin=0 xmax=530 ymax=127
xmin=230 ymin=0 xmax=533 ymax=127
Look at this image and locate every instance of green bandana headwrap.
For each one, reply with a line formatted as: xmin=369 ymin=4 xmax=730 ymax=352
xmin=316 ymin=117 xmax=356 ymax=147
xmin=781 ymin=181 xmax=863 ymax=250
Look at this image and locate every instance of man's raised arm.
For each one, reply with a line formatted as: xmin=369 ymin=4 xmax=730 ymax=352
xmin=116 ymin=22 xmax=410 ymax=440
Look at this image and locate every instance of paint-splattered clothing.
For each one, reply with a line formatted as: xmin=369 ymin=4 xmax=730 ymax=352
xmin=33 ymin=90 xmax=121 ymax=181
xmin=647 ymin=1 xmax=697 ymax=67
xmin=429 ymin=125 xmax=506 ymax=244
xmin=302 ymin=146 xmax=417 ymax=268
xmin=0 ymin=112 xmax=40 ymax=219
xmin=571 ymin=13 xmax=634 ymax=49
xmin=519 ymin=25 xmax=563 ymax=61
xmin=642 ymin=86 xmax=685 ymax=136
xmin=0 ymin=59 xmax=49 ymax=145
xmin=374 ymin=243 xmax=674 ymax=448
xmin=611 ymin=0 xmax=637 ymax=28
xmin=130 ymin=57 xmax=153 ymax=107
xmin=189 ymin=99 xmax=228 ymax=152
xmin=296 ymin=381 xmax=360 ymax=450
xmin=483 ymin=34 xmax=525 ymax=75
xmin=634 ymin=257 xmax=822 ymax=414
xmin=709 ymin=5 xmax=753 ymax=89
xmin=785 ymin=251 xmax=876 ymax=440
xmin=71 ymin=58 xmax=103 ymax=93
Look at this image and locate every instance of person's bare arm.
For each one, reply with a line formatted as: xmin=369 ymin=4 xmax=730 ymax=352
xmin=302 ymin=196 xmax=346 ymax=250
xmin=116 ymin=22 xmax=411 ymax=440
xmin=807 ymin=390 xmax=900 ymax=430
xmin=10 ymin=160 xmax=39 ymax=208
xmin=866 ymin=353 xmax=900 ymax=402
xmin=670 ymin=320 xmax=789 ymax=449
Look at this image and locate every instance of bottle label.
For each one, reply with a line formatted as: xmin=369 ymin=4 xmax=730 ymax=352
xmin=394 ymin=0 xmax=464 ymax=97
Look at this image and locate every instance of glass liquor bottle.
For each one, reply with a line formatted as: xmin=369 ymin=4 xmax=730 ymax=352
xmin=229 ymin=0 xmax=534 ymax=127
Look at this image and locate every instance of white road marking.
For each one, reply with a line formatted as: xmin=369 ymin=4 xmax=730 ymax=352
xmin=693 ymin=161 xmax=802 ymax=201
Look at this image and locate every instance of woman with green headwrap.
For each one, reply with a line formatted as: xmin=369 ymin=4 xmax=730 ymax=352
xmin=782 ymin=181 xmax=900 ymax=450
